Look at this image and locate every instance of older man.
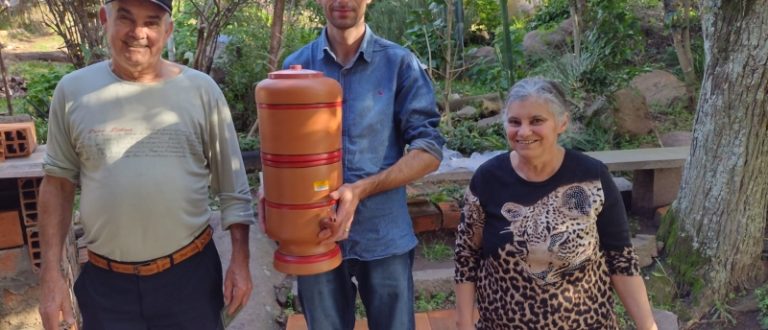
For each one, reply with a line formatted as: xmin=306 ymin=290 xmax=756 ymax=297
xmin=281 ymin=0 xmax=444 ymax=329
xmin=37 ymin=0 xmax=254 ymax=329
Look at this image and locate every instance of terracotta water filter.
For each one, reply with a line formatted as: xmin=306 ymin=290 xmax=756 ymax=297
xmin=256 ymin=65 xmax=343 ymax=275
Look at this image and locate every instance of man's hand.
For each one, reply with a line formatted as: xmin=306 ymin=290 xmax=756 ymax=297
xmin=319 ymin=183 xmax=363 ymax=244
xmin=39 ymin=269 xmax=75 ymax=330
xmin=223 ymin=255 xmax=252 ymax=316
xmin=223 ymin=224 xmax=252 ymax=316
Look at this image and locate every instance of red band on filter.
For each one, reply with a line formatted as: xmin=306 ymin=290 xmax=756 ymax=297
xmin=262 ymin=150 xmax=341 ymax=168
xmin=258 ymin=102 xmax=342 ymax=110
xmin=274 ymin=245 xmax=341 ymax=264
xmin=265 ymin=199 xmax=336 ymax=211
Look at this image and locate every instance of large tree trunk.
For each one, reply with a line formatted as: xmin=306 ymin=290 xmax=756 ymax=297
xmin=661 ymin=0 xmax=768 ymax=318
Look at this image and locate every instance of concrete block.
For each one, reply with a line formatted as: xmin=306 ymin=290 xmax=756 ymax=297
xmin=631 ymin=168 xmax=682 ymax=219
xmin=0 ymin=210 xmax=23 ymax=249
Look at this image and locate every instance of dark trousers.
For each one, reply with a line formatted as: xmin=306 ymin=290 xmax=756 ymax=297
xmin=297 ymin=249 xmax=416 ymax=330
xmin=74 ymin=240 xmax=224 ymax=330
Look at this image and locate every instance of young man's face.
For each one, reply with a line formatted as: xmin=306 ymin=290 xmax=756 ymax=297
xmin=317 ymin=0 xmax=372 ymax=30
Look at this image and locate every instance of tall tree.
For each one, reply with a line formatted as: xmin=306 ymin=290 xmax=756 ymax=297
xmin=42 ymin=0 xmax=106 ymax=68
xmin=659 ymin=0 xmax=768 ymax=319
xmin=188 ymin=0 xmax=252 ymax=74
xmin=663 ymin=0 xmax=697 ymax=107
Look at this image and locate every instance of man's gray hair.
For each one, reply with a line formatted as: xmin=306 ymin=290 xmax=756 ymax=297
xmin=503 ymin=77 xmax=570 ymax=124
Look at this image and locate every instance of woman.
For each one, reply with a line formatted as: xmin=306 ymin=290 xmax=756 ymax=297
xmin=454 ymin=77 xmax=658 ymax=330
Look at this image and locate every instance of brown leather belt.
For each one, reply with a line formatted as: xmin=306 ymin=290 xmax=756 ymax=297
xmin=87 ymin=226 xmax=214 ymax=276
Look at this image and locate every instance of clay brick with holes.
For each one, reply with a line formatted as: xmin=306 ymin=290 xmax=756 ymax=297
xmin=0 ymin=210 xmax=24 ymax=249
xmin=0 ymin=122 xmax=37 ymax=158
xmin=0 ymin=134 xmax=5 ymax=162
xmin=17 ymin=177 xmax=41 ymax=226
xmin=25 ymin=226 xmax=41 ymax=271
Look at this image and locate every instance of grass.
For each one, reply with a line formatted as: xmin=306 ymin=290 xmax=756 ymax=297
xmin=415 ymin=291 xmax=455 ymax=313
xmin=651 ymin=103 xmax=694 ymax=134
xmin=421 ymin=239 xmax=453 ymax=262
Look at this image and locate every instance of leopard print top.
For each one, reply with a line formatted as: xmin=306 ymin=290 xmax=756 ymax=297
xmin=455 ymin=150 xmax=640 ymax=330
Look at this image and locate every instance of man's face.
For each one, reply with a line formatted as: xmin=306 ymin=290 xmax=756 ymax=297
xmin=318 ymin=0 xmax=372 ymax=30
xmin=101 ymin=0 xmax=172 ymax=70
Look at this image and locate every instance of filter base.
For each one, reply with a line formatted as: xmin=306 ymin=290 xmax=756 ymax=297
xmin=273 ymin=245 xmax=342 ymax=275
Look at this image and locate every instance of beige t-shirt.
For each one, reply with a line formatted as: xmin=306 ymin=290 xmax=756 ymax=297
xmin=44 ymin=61 xmax=255 ymax=262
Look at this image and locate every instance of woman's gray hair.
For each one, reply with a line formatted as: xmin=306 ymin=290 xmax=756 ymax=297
xmin=503 ymin=77 xmax=570 ymax=124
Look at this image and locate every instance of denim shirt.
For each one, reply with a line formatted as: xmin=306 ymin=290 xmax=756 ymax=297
xmin=283 ymin=26 xmax=445 ymax=260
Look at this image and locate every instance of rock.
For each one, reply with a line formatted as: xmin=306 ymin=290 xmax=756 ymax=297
xmin=523 ymin=30 xmax=547 ymax=57
xmin=612 ymin=88 xmax=654 ymax=136
xmin=630 ymin=70 xmax=689 ymax=109
xmin=477 ymin=114 xmax=503 ymax=128
xmin=466 ymin=46 xmax=498 ymax=66
xmin=631 ymin=234 xmax=658 ymax=268
xmin=652 ymin=309 xmax=679 ymax=330
xmin=660 ymin=131 xmax=692 ymax=147
xmin=480 ymin=95 xmax=503 ymax=116
xmin=456 ymin=106 xmax=479 ymax=119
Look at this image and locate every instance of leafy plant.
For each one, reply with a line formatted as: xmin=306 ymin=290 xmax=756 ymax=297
xmin=421 ymin=240 xmax=453 ymax=262
xmin=14 ymin=62 xmax=75 ymax=143
xmin=414 ymin=291 xmax=455 ymax=312
xmin=441 ymin=120 xmax=506 ymax=156
xmin=427 ymin=184 xmax=465 ymax=204
xmin=238 ymin=133 xmax=260 ymax=152
xmin=755 ymin=284 xmax=768 ymax=329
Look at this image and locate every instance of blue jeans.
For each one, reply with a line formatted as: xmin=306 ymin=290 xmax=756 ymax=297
xmin=297 ymin=249 xmax=415 ymax=330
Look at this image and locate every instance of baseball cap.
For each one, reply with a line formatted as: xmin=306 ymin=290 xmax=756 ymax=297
xmin=104 ymin=0 xmax=172 ymax=14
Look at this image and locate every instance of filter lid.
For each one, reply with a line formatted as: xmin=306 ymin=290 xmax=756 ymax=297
xmin=268 ymin=65 xmax=324 ymax=79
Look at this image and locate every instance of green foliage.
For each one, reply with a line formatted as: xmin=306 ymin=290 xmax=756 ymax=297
xmin=465 ymin=0 xmax=502 ymax=35
xmin=560 ymin=118 xmax=614 ymax=152
xmin=403 ymin=0 xmax=450 ymax=73
xmin=421 ymin=239 xmax=453 ymax=262
xmin=755 ymin=284 xmax=768 ymax=329
xmin=656 ymin=210 xmax=707 ymax=298
xmin=237 ymin=133 xmax=260 ymax=152
xmin=218 ymin=6 xmax=272 ymax=129
xmin=12 ymin=62 xmax=75 ymax=144
xmin=441 ymin=120 xmax=507 ymax=155
xmin=613 ymin=292 xmax=635 ymax=330
xmin=526 ymin=0 xmax=570 ymax=31
xmin=367 ymin=0 xmax=428 ymax=43
xmin=414 ymin=291 xmax=455 ymax=312
xmin=427 ymin=184 xmax=465 ymax=204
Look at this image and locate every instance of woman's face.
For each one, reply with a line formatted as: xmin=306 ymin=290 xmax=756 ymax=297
xmin=504 ymin=97 xmax=568 ymax=159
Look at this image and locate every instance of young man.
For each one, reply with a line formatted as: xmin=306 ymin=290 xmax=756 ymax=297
xmin=37 ymin=1 xmax=254 ymax=329
xmin=281 ymin=0 xmax=445 ymax=329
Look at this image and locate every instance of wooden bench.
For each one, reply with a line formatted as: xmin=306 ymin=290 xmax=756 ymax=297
xmin=420 ymin=146 xmax=690 ymax=218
